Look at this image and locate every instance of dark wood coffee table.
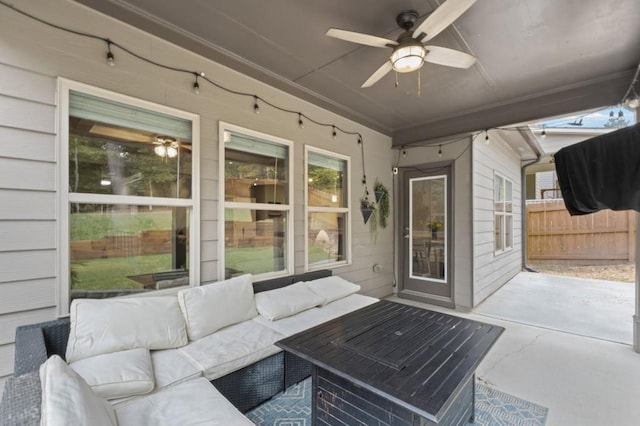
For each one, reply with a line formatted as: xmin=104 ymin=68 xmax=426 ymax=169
xmin=277 ymin=300 xmax=504 ymax=425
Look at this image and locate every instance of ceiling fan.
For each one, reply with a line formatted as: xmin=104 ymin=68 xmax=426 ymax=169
xmin=326 ymin=0 xmax=478 ymax=88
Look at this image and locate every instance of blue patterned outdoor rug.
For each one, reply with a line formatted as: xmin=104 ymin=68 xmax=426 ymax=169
xmin=246 ymin=378 xmax=548 ymax=426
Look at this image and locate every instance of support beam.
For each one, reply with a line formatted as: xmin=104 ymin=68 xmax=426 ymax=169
xmin=635 ymin=211 xmax=640 ymax=353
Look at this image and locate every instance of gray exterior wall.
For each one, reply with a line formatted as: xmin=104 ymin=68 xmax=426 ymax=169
xmin=472 ymin=132 xmax=523 ymax=305
xmin=0 ymin=0 xmax=394 ymax=386
xmin=392 ymin=139 xmax=474 ymax=310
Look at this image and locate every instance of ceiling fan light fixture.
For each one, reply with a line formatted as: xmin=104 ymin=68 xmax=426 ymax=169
xmin=391 ymin=43 xmax=425 ymax=73
xmin=154 ymin=136 xmax=179 ymax=159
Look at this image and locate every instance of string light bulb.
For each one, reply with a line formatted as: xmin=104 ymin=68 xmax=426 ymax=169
xmin=192 ymin=74 xmax=200 ymax=95
xmin=609 ymin=110 xmax=614 ymax=118
xmin=438 ymin=145 xmax=442 ymax=158
xmin=618 ymin=109 xmax=624 ymax=118
xmin=106 ymin=41 xmax=115 ymax=67
xmin=298 ymin=113 xmax=304 ymax=128
xmin=541 ymin=125 xmax=546 ymax=139
xmin=402 ymin=148 xmax=407 ymax=158
xmin=484 ymin=130 xmax=490 ymax=145
xmin=253 ymin=96 xmax=260 ymax=114
xmin=332 ymin=125 xmax=337 ymax=139
xmin=357 ymin=135 xmax=362 ymax=145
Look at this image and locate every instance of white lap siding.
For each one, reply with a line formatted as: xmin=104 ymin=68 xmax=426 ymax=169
xmin=472 ymin=132 xmax=523 ymax=305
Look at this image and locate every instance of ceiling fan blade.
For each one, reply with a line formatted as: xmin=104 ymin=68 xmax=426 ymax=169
xmin=424 ymin=45 xmax=477 ymax=68
xmin=361 ymin=61 xmax=393 ymax=88
xmin=326 ymin=28 xmax=397 ymax=48
xmin=413 ymin=0 xmax=477 ymax=42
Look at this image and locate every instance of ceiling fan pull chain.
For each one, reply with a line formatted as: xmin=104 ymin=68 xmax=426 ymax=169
xmin=395 ymin=71 xmax=399 ymax=88
xmin=417 ymin=70 xmax=421 ymax=96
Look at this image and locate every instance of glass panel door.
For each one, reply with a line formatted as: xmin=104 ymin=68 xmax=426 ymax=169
xmin=410 ymin=176 xmax=447 ymax=282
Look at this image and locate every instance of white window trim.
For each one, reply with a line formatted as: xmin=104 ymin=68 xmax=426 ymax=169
xmin=494 ymin=171 xmax=513 ymax=255
xmin=57 ymin=78 xmax=200 ymax=316
xmin=304 ymin=145 xmax=352 ymax=271
xmin=218 ymin=122 xmax=294 ymax=281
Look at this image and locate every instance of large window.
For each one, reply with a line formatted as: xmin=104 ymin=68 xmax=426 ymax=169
xmin=306 ymin=147 xmax=350 ymax=269
xmin=60 ymin=80 xmax=199 ymax=311
xmin=494 ymin=172 xmax=513 ymax=253
xmin=221 ymin=124 xmax=293 ymax=280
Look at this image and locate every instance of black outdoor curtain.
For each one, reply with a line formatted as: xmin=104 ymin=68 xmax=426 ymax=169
xmin=555 ymin=122 xmax=640 ymax=216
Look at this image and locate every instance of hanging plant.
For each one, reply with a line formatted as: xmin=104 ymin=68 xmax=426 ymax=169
xmin=360 ymin=197 xmax=375 ymax=225
xmin=374 ymin=179 xmax=390 ymax=229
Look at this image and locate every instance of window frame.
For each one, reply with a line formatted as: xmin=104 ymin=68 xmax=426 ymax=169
xmin=218 ymin=122 xmax=294 ymax=281
xmin=494 ymin=171 xmax=513 ymax=255
xmin=57 ymin=78 xmax=200 ymax=316
xmin=304 ymin=145 xmax=352 ymax=271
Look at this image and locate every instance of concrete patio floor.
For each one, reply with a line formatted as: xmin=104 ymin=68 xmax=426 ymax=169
xmin=388 ymin=271 xmax=640 ymax=426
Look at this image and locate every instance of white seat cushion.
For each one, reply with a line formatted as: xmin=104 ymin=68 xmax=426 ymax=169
xmin=40 ymin=355 xmax=117 ymax=426
xmin=305 ymin=275 xmax=361 ymax=305
xmin=253 ymin=294 xmax=379 ymax=336
xmin=150 ymin=348 xmax=202 ymax=390
xmin=255 ymin=281 xmax=326 ymax=321
xmin=66 ymin=296 xmax=188 ymax=363
xmin=114 ymin=377 xmax=254 ymax=426
xmin=178 ymin=273 xmax=257 ymax=340
xmin=321 ymin=294 xmax=379 ymax=316
xmin=178 ymin=320 xmax=285 ymax=380
xmin=69 ymin=348 xmax=154 ymax=400
xmin=252 ymin=307 xmax=337 ymax=336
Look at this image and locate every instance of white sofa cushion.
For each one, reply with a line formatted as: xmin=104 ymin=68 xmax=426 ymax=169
xmin=178 ymin=274 xmax=257 ymax=340
xmin=255 ymin=281 xmax=326 ymax=320
xmin=252 ymin=307 xmax=335 ymax=336
xmin=66 ymin=296 xmax=188 ymax=363
xmin=253 ymin=294 xmax=379 ymax=336
xmin=114 ymin=377 xmax=254 ymax=426
xmin=69 ymin=348 xmax=154 ymax=400
xmin=322 ymin=293 xmax=379 ymax=316
xmin=39 ymin=355 xmax=117 ymax=426
xmin=150 ymin=348 xmax=202 ymax=390
xmin=178 ymin=320 xmax=285 ymax=380
xmin=306 ymin=275 xmax=361 ymax=305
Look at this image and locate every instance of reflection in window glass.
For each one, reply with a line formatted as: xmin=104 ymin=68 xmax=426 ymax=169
xmin=223 ymin=129 xmax=291 ymax=279
xmin=66 ymin=90 xmax=195 ymax=304
xmin=225 ymin=208 xmax=288 ymax=277
xmin=306 ymin=148 xmax=350 ymax=269
xmin=69 ymin=91 xmax=192 ymax=199
xmin=69 ymin=204 xmax=189 ymax=300
xmin=410 ymin=176 xmax=446 ymax=281
xmin=308 ymin=212 xmax=346 ymax=267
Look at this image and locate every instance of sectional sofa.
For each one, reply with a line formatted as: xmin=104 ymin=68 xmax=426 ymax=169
xmin=0 ymin=270 xmax=379 ymax=425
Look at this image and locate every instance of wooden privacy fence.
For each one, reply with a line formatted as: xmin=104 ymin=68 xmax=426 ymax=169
xmin=527 ymin=200 xmax=636 ymax=264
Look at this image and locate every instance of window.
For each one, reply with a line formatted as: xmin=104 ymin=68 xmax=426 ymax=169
xmin=305 ymin=147 xmax=350 ymax=269
xmin=221 ymin=124 xmax=293 ymax=280
xmin=494 ymin=172 xmax=513 ymax=253
xmin=59 ymin=80 xmax=199 ymax=312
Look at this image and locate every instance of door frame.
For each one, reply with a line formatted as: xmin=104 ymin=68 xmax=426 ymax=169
xmin=396 ymin=161 xmax=455 ymax=308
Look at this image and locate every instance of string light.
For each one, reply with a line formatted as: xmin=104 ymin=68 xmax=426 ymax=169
xmin=402 ymin=148 xmax=407 ymax=158
xmin=0 ymin=1 xmax=374 ymax=199
xmin=192 ymin=73 xmax=201 ymax=95
xmin=438 ymin=145 xmax=442 ymax=158
xmin=618 ymin=109 xmax=624 ymax=118
xmin=298 ymin=113 xmax=304 ymax=128
xmin=106 ymin=41 xmax=115 ymax=67
xmin=541 ymin=125 xmax=546 ymax=139
xmin=484 ymin=130 xmax=490 ymax=144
